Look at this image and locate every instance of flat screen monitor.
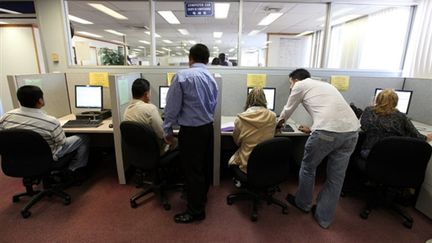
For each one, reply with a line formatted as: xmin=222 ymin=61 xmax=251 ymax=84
xmin=75 ymin=85 xmax=103 ymax=110
xmin=159 ymin=86 xmax=169 ymax=109
xmin=247 ymin=87 xmax=276 ymax=111
xmin=374 ymin=88 xmax=413 ymax=114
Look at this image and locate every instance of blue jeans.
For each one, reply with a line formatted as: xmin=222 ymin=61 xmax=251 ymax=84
xmin=295 ymin=130 xmax=358 ymax=228
xmin=55 ymin=134 xmax=90 ymax=171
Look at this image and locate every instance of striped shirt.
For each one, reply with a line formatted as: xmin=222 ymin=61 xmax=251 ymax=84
xmin=0 ymin=107 xmax=66 ymax=160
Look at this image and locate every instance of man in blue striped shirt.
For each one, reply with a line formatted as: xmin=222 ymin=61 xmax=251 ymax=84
xmin=163 ymin=44 xmax=218 ymax=223
xmin=0 ymin=85 xmax=89 ymax=180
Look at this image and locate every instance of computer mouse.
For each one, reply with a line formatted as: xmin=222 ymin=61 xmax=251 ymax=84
xmin=108 ymin=123 xmax=113 ymax=128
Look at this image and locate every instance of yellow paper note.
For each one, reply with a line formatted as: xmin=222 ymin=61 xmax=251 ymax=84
xmin=89 ymin=72 xmax=109 ymax=87
xmin=331 ymin=75 xmax=350 ymax=91
xmin=167 ymin=72 xmax=176 ymax=86
xmin=247 ymin=74 xmax=267 ymax=88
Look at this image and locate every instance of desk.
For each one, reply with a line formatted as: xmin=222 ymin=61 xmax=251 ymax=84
xmin=59 ymin=114 xmax=113 ymax=133
xmin=412 ymin=120 xmax=432 ymax=219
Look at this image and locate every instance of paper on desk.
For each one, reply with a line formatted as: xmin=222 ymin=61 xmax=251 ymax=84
xmin=221 ymin=122 xmax=235 ymax=132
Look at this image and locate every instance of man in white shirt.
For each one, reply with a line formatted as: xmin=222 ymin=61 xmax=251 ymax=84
xmin=123 ymin=78 xmax=175 ymax=154
xmin=0 ymin=85 xmax=90 ymax=179
xmin=278 ymin=68 xmax=360 ymax=229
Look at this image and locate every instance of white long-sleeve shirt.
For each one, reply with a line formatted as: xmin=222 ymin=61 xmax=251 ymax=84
xmin=279 ymin=78 xmax=360 ymax=133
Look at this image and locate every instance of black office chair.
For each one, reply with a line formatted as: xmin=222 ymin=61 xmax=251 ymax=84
xmin=226 ymin=137 xmax=292 ymax=222
xmin=120 ymin=121 xmax=180 ymax=210
xmin=0 ymin=129 xmax=73 ymax=218
xmin=356 ymin=136 xmax=432 ymax=228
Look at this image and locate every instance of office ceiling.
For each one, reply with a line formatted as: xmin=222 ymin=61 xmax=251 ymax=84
xmin=0 ymin=0 xmax=419 ymax=57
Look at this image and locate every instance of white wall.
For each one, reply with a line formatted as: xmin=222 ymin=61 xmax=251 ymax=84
xmin=0 ymin=26 xmax=41 ymax=114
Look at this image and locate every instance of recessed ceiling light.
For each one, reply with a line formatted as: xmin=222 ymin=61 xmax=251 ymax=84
xmin=68 ymin=15 xmax=93 ymax=24
xmin=162 ymin=47 xmax=171 ymax=51
xmin=88 ymin=3 xmax=128 ymax=20
xmin=228 ymin=48 xmax=235 ymax=52
xmin=188 ymin=40 xmax=196 ymax=45
xmin=163 ymin=39 xmax=173 ymax=44
xmin=0 ymin=21 xmax=8 ymax=24
xmin=178 ymin=29 xmax=189 ymax=35
xmin=157 ymin=11 xmax=180 ymax=24
xmin=139 ymin=40 xmax=150 ymax=44
xmin=213 ymin=32 xmax=223 ymax=38
xmin=0 ymin=8 xmax=21 ymax=14
xmin=76 ymin=31 xmax=102 ymax=38
xmin=145 ymin=31 xmax=161 ymax=38
xmin=248 ymin=30 xmax=260 ymax=36
xmin=138 ymin=46 xmax=145 ymax=48
xmin=133 ymin=48 xmax=142 ymax=52
xmin=258 ymin=12 xmax=283 ymax=26
xmin=215 ymin=3 xmax=230 ymax=19
xmin=215 ymin=40 xmax=222 ymax=44
xmin=104 ymin=29 xmax=124 ymax=36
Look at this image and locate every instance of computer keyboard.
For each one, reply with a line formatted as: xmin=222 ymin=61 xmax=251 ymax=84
xmin=62 ymin=119 xmax=102 ymax=128
xmin=281 ymin=124 xmax=294 ymax=132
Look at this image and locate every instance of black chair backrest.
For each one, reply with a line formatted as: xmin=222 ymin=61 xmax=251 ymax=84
xmin=120 ymin=121 xmax=160 ymax=170
xmin=247 ymin=137 xmax=292 ymax=188
xmin=0 ymin=129 xmax=53 ymax=178
xmin=367 ymin=136 xmax=432 ymax=187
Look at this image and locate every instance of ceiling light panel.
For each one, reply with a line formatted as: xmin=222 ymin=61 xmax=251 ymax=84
xmin=248 ymin=30 xmax=260 ymax=36
xmin=76 ymin=31 xmax=102 ymax=38
xmin=139 ymin=40 xmax=150 ymax=44
xmin=0 ymin=8 xmax=22 ymax=14
xmin=105 ymin=29 xmax=124 ymax=36
xmin=178 ymin=29 xmax=189 ymax=35
xmin=0 ymin=21 xmax=8 ymax=24
xmin=258 ymin=12 xmax=283 ymax=26
xmin=213 ymin=32 xmax=223 ymax=38
xmin=215 ymin=3 xmax=230 ymax=19
xmin=88 ymin=3 xmax=128 ymax=20
xmin=68 ymin=15 xmax=93 ymax=24
xmin=145 ymin=31 xmax=161 ymax=38
xmin=158 ymin=11 xmax=180 ymax=24
xmin=163 ymin=39 xmax=173 ymax=44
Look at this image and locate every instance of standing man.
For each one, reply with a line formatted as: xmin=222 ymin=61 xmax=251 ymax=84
xmin=163 ymin=44 xmax=218 ymax=223
xmin=278 ymin=68 xmax=359 ymax=229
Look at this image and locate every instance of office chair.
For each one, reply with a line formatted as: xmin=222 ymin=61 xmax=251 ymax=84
xmin=0 ymin=129 xmax=74 ymax=218
xmin=120 ymin=121 xmax=180 ymax=210
xmin=226 ymin=137 xmax=292 ymax=222
xmin=356 ymin=136 xmax=432 ymax=228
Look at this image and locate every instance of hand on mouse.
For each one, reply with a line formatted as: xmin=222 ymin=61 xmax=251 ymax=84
xmin=298 ymin=125 xmax=311 ymax=134
xmin=108 ymin=123 xmax=113 ymax=128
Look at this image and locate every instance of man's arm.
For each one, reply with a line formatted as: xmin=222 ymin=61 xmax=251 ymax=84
xmin=279 ymin=86 xmax=303 ymax=123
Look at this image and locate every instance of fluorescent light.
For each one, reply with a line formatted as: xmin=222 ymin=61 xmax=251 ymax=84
xmin=104 ymin=29 xmax=124 ymax=36
xmin=248 ymin=30 xmax=260 ymax=36
xmin=0 ymin=8 xmax=21 ymax=14
xmin=188 ymin=40 xmax=196 ymax=45
xmin=139 ymin=40 xmax=150 ymax=44
xmin=163 ymin=39 xmax=173 ymax=44
xmin=213 ymin=32 xmax=223 ymax=38
xmin=178 ymin=29 xmax=189 ymax=35
xmin=156 ymin=50 xmax=164 ymax=53
xmin=213 ymin=46 xmax=218 ymax=49
xmin=68 ymin=15 xmax=93 ymax=24
xmin=133 ymin=48 xmax=142 ymax=52
xmin=138 ymin=46 xmax=145 ymax=48
xmin=157 ymin=11 xmax=180 ymax=24
xmin=295 ymin=31 xmax=313 ymax=37
xmin=0 ymin=21 xmax=8 ymax=24
xmin=162 ymin=47 xmax=171 ymax=51
xmin=215 ymin=40 xmax=222 ymax=44
xmin=258 ymin=12 xmax=283 ymax=26
xmin=215 ymin=3 xmax=230 ymax=19
xmin=88 ymin=3 xmax=128 ymax=20
xmin=228 ymin=48 xmax=235 ymax=52
xmin=145 ymin=31 xmax=161 ymax=38
xmin=76 ymin=31 xmax=102 ymax=38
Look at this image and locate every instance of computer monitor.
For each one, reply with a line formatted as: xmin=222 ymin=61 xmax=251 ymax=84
xmin=75 ymin=85 xmax=103 ymax=110
xmin=374 ymin=88 xmax=413 ymax=114
xmin=247 ymin=87 xmax=276 ymax=111
xmin=159 ymin=86 xmax=169 ymax=109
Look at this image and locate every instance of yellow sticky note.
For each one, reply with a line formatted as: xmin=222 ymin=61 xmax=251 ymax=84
xmin=89 ymin=72 xmax=109 ymax=87
xmin=331 ymin=75 xmax=350 ymax=91
xmin=247 ymin=74 xmax=267 ymax=88
xmin=167 ymin=72 xmax=176 ymax=86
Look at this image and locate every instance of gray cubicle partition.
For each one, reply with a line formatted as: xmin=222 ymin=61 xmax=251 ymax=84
xmin=403 ymin=78 xmax=432 ymax=125
xmin=65 ymin=73 xmax=113 ymax=114
xmin=7 ymin=73 xmax=71 ymax=118
xmin=108 ymin=72 xmax=143 ymax=184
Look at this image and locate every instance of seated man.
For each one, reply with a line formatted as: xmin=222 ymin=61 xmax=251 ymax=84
xmin=123 ymin=78 xmax=176 ymax=154
xmin=0 ymin=85 xmax=90 ymax=181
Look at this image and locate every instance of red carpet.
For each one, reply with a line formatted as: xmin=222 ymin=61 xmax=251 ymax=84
xmin=0 ymin=160 xmax=431 ymax=243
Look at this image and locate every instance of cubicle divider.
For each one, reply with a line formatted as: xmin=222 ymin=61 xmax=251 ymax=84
xmin=7 ymin=73 xmax=71 ymax=118
xmin=404 ymin=78 xmax=432 ymax=125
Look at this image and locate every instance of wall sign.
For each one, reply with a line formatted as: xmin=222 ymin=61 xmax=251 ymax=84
xmin=184 ymin=1 xmax=214 ymax=17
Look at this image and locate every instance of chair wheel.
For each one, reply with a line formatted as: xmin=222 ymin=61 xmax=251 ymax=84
xmin=251 ymin=213 xmax=258 ymax=222
xmin=360 ymin=210 xmax=369 ymax=219
xmin=282 ymin=208 xmax=288 ymax=214
xmin=21 ymin=210 xmax=31 ymax=219
xmin=163 ymin=203 xmax=171 ymax=210
xmin=130 ymin=200 xmax=138 ymax=208
xmin=403 ymin=220 xmax=413 ymax=229
xmin=227 ymin=198 xmax=233 ymax=205
xmin=12 ymin=196 xmax=20 ymax=203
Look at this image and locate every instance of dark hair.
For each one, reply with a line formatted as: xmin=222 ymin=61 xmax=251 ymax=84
xmin=17 ymin=85 xmax=44 ymax=108
xmin=211 ymin=57 xmax=220 ymax=65
xmin=289 ymin=68 xmax=311 ymax=81
xmin=218 ymin=53 xmax=228 ymax=66
xmin=132 ymin=78 xmax=150 ymax=98
xmin=189 ymin=44 xmax=210 ymax=64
